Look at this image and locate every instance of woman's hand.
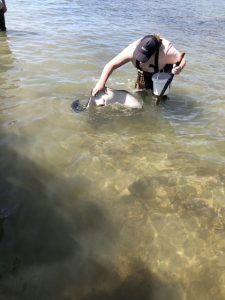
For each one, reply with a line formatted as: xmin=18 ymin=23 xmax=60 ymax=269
xmin=172 ymin=53 xmax=186 ymax=75
xmin=92 ymin=82 xmax=106 ymax=96
xmin=172 ymin=65 xmax=182 ymax=75
xmin=91 ymin=50 xmax=131 ymax=96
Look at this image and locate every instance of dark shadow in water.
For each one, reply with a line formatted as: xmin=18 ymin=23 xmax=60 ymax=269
xmin=160 ymin=94 xmax=201 ymax=122
xmin=134 ymin=89 xmax=200 ymax=122
xmin=0 ymin=132 xmax=116 ymax=267
xmin=81 ymin=259 xmax=182 ymax=300
xmin=0 ymin=127 xmax=182 ymax=300
xmin=124 ymin=90 xmax=202 ymax=126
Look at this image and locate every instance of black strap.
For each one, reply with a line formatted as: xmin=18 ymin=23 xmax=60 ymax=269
xmin=136 ymin=60 xmax=141 ymax=71
xmin=151 ymin=38 xmax=161 ymax=73
xmin=154 ymin=45 xmax=160 ymax=73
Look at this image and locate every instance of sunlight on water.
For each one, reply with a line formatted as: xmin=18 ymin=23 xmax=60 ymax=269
xmin=1 ymin=0 xmax=225 ymax=299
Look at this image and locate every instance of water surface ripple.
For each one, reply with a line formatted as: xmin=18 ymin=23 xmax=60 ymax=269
xmin=1 ymin=0 xmax=225 ymax=299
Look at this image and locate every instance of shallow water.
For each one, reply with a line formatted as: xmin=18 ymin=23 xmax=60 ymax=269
xmin=1 ymin=0 xmax=225 ymax=299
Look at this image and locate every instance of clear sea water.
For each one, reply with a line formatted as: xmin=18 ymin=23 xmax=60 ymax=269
xmin=0 ymin=0 xmax=225 ymax=299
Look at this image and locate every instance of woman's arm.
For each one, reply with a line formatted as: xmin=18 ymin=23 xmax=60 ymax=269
xmin=92 ymin=50 xmax=131 ymax=96
xmin=172 ymin=53 xmax=186 ymax=75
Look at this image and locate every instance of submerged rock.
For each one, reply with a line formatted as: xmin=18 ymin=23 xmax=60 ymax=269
xmin=128 ymin=175 xmax=172 ymax=199
xmin=195 ymin=166 xmax=218 ymax=177
xmin=128 ymin=176 xmax=155 ymax=199
xmin=172 ymin=185 xmax=197 ymax=207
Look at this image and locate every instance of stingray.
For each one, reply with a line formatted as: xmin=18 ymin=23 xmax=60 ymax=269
xmin=71 ymin=87 xmax=143 ymax=112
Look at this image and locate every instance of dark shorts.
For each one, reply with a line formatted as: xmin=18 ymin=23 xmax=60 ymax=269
xmin=0 ymin=9 xmax=6 ymax=31
xmin=135 ymin=71 xmax=154 ymax=90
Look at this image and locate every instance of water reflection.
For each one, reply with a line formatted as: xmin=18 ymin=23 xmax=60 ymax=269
xmin=0 ymin=32 xmax=19 ymax=112
xmin=0 ymin=32 xmax=13 ymax=76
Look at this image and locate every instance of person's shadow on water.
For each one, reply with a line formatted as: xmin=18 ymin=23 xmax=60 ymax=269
xmin=0 ymin=126 xmax=183 ymax=300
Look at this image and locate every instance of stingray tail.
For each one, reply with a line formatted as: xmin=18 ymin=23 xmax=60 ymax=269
xmin=71 ymin=98 xmax=91 ymax=113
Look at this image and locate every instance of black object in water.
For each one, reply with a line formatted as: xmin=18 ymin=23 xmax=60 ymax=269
xmin=71 ymin=99 xmax=88 ymax=113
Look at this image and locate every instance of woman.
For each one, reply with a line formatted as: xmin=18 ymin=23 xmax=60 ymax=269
xmin=0 ymin=0 xmax=7 ymax=31
xmin=92 ymin=34 xmax=186 ymax=96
